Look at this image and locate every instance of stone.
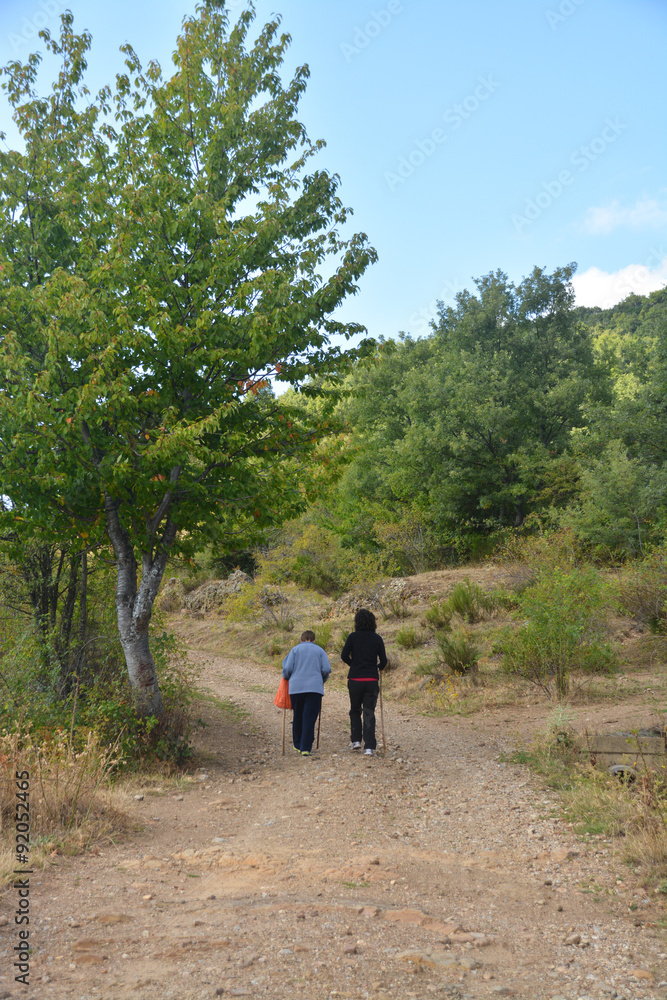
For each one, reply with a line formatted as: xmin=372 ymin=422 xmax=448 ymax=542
xmin=183 ymin=570 xmax=252 ymax=611
xmin=628 ymin=968 xmax=654 ymax=980
xmin=72 ymin=938 xmax=105 ymax=951
xmin=343 ymin=943 xmax=357 ymax=955
xmin=472 ymin=935 xmax=493 ymax=947
xmin=552 ymin=848 xmax=580 ymax=862
xmin=397 ymin=949 xmax=460 ymax=969
xmin=396 ymin=948 xmax=429 ymax=964
xmin=0 ymin=916 xmax=8 ymax=926
xmin=490 ymin=989 xmax=514 ymax=997
xmin=564 ymin=932 xmax=581 ymax=945
xmin=428 ymin=952 xmax=459 ymax=969
xmin=449 ymin=931 xmax=485 ymax=944
xmin=385 ymin=907 xmax=428 ymax=925
xmin=95 ymin=913 xmax=133 ymax=925
xmin=424 ymin=920 xmax=462 ymax=935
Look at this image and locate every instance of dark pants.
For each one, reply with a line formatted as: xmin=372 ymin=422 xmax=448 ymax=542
xmin=290 ymin=692 xmax=322 ymax=752
xmin=348 ymin=680 xmax=378 ymax=750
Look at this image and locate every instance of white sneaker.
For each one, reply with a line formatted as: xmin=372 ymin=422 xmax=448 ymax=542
xmin=364 ymin=748 xmax=374 ymax=757
xmin=350 ymin=741 xmax=362 ymax=750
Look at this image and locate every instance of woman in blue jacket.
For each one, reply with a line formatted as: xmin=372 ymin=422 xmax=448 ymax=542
xmin=282 ymin=630 xmax=331 ymax=756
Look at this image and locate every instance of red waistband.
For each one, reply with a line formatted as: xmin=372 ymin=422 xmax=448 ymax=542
xmin=350 ymin=677 xmax=377 ymax=682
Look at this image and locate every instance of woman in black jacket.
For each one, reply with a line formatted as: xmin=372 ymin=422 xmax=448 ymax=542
xmin=341 ymin=608 xmax=387 ymax=757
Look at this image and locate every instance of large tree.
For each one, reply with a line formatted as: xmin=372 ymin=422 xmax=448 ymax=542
xmin=0 ymin=2 xmax=376 ymax=716
xmin=338 ymin=265 xmax=608 ymax=553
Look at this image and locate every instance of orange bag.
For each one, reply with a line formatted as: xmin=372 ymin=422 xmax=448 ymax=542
xmin=274 ymin=676 xmax=292 ymax=710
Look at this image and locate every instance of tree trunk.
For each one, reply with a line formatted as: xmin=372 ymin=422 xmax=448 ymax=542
xmin=104 ymin=493 xmax=176 ymax=718
xmin=57 ymin=551 xmax=80 ymax=695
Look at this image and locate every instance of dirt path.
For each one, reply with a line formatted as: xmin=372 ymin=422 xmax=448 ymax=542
xmin=3 ymin=648 xmax=667 ymax=1000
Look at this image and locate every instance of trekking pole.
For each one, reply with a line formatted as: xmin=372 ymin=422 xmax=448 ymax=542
xmin=316 ymin=702 xmax=322 ymax=749
xmin=281 ymin=708 xmax=286 ymax=756
xmin=379 ymin=671 xmax=387 ymax=756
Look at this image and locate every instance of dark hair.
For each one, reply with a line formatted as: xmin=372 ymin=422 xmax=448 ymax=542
xmin=301 ymin=630 xmax=316 ymax=642
xmin=354 ymin=608 xmax=376 ymax=632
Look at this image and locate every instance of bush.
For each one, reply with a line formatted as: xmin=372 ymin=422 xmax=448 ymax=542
xmin=80 ymin=627 xmax=198 ymax=765
xmin=500 ymin=528 xmax=578 ymax=595
xmin=489 ymin=586 xmax=519 ymax=610
xmin=618 ymin=552 xmax=667 ymax=632
xmin=447 ymin=580 xmax=495 ymax=624
xmin=424 ymin=600 xmax=452 ymax=631
xmin=314 ymin=622 xmax=333 ymax=651
xmin=225 ymin=582 xmax=296 ymax=632
xmin=561 ymin=442 xmax=667 ymax=558
xmin=385 ymin=594 xmax=412 ymax=620
xmin=501 ymin=566 xmax=616 ymax=698
xmin=0 ymin=615 xmax=198 ymax=767
xmin=435 ymin=630 xmax=480 ymax=675
xmin=258 ymin=521 xmax=353 ymax=596
xmin=395 ymin=625 xmax=424 ymax=649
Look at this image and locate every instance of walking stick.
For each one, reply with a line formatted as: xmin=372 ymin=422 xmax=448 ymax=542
xmin=379 ymin=671 xmax=386 ymax=756
xmin=316 ymin=702 xmax=322 ymax=749
xmin=282 ymin=708 xmax=286 ymax=756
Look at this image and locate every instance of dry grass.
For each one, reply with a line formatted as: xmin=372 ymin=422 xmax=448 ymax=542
xmin=0 ymin=727 xmax=128 ymax=886
xmin=563 ymin=767 xmax=667 ymax=881
xmin=511 ymin=710 xmax=667 ymax=886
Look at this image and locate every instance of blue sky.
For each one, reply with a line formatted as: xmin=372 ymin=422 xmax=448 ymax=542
xmin=1 ymin=0 xmax=666 ymax=345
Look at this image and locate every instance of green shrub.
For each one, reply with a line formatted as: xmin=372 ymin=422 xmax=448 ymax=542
xmin=447 ymin=580 xmax=494 ymax=623
xmin=501 ymin=566 xmax=616 ymax=698
xmin=258 ymin=520 xmax=368 ymax=596
xmin=226 ymin=582 xmax=296 ymax=631
xmin=395 ymin=625 xmax=424 ymax=649
xmin=424 ymin=600 xmax=452 ymax=631
xmin=489 ymin=586 xmax=518 ymax=610
xmin=0 ymin=570 xmax=198 ymax=767
xmin=435 ymin=630 xmax=479 ymax=675
xmin=618 ymin=552 xmax=667 ymax=632
xmin=315 ymin=622 xmax=333 ymax=650
xmin=385 ymin=594 xmax=412 ymax=620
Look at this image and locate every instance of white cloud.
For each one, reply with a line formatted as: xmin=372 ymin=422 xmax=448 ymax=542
xmin=572 ymin=256 xmax=667 ymax=308
xmin=582 ymin=197 xmax=667 ymax=235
